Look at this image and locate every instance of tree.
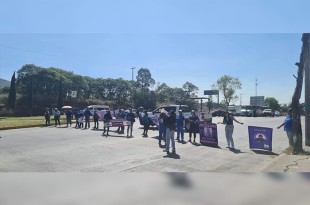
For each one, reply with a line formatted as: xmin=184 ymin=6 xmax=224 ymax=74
xmin=136 ymin=68 xmax=155 ymax=91
xmin=213 ymin=75 xmax=242 ymax=108
xmin=264 ymin=97 xmax=280 ymax=111
xmin=289 ymin=34 xmax=308 ymax=154
xmin=8 ymin=71 xmax=16 ymax=114
xmin=182 ymin=81 xmax=198 ymax=96
xmin=57 ymin=78 xmax=64 ymax=110
xmin=28 ymin=77 xmax=33 ymax=116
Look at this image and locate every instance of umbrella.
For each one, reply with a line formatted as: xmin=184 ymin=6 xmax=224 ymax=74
xmin=62 ymin=106 xmax=72 ymax=109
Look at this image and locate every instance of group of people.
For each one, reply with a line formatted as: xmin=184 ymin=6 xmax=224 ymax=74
xmin=44 ymin=106 xmax=294 ymax=155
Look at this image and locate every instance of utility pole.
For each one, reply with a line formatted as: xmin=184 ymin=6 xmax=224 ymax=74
xmin=240 ymin=94 xmax=243 ymax=106
xmin=130 ymin=67 xmax=135 ymax=81
xmin=304 ymin=35 xmax=310 ymax=146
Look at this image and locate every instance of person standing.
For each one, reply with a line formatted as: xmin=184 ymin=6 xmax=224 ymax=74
xmin=65 ymin=109 xmax=72 ymax=127
xmin=54 ymin=108 xmax=61 ymax=126
xmin=188 ymin=110 xmax=199 ymax=143
xmin=277 ymin=108 xmax=294 ymax=147
xmin=126 ymin=108 xmax=135 ymax=138
xmin=176 ymin=110 xmax=185 ymax=142
xmin=164 ymin=110 xmax=177 ymax=154
xmin=158 ymin=110 xmax=167 ymax=146
xmin=44 ymin=108 xmax=51 ymax=126
xmin=83 ymin=107 xmax=92 ymax=129
xmin=142 ymin=110 xmax=150 ymax=137
xmin=93 ymin=109 xmax=100 ymax=129
xmin=219 ymin=111 xmax=243 ymax=149
xmin=102 ymin=110 xmax=113 ymax=136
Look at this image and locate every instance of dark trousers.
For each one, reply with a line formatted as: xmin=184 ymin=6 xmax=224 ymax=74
xmin=54 ymin=116 xmax=60 ymax=126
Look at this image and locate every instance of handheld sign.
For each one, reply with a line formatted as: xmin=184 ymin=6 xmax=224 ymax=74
xmin=199 ymin=123 xmax=218 ymax=147
xmin=104 ymin=119 xmax=131 ymax=127
xmin=248 ymin=126 xmax=273 ymax=152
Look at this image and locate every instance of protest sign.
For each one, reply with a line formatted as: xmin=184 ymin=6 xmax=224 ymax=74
xmin=199 ymin=123 xmax=218 ymax=147
xmin=248 ymin=126 xmax=273 ymax=152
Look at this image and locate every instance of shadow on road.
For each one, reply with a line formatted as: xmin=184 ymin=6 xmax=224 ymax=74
xmin=163 ymin=152 xmax=181 ymax=159
xmin=252 ymin=150 xmax=279 ymax=156
xmin=228 ymin=148 xmax=245 ymax=154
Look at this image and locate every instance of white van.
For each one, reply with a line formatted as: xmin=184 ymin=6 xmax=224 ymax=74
xmin=87 ymin=105 xmax=110 ymax=113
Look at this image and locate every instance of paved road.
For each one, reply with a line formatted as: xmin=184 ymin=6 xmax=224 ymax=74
xmin=0 ymin=116 xmax=305 ymax=172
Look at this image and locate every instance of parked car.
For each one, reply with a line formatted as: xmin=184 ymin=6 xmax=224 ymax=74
xmin=212 ymin=110 xmax=225 ymax=117
xmin=262 ymin=109 xmax=274 ymax=117
xmin=274 ymin=110 xmax=281 ymax=117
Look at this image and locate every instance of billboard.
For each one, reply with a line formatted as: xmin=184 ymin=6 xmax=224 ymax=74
xmin=204 ymin=90 xmax=219 ymax=95
xmin=199 ymin=123 xmax=218 ymax=147
xmin=250 ymin=96 xmax=265 ymax=106
xmin=248 ymin=126 xmax=273 ymax=152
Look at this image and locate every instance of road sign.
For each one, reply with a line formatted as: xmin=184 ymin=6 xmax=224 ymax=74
xmin=204 ymin=90 xmax=219 ymax=95
xmin=71 ymin=91 xmax=77 ymax=98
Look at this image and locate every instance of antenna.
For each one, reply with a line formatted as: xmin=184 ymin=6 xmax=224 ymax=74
xmin=255 ymin=78 xmax=258 ymax=97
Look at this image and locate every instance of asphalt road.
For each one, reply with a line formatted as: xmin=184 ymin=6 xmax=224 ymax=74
xmin=0 ymin=116 xmax=306 ymax=172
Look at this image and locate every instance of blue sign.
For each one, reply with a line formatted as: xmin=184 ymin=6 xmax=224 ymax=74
xmin=248 ymin=126 xmax=273 ymax=152
xmin=199 ymin=123 xmax=218 ymax=147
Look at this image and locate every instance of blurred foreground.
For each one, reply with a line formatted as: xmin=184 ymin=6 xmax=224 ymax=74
xmin=0 ymin=173 xmax=309 ymax=205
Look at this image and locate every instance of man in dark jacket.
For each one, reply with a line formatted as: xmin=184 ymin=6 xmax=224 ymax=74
xmin=164 ymin=110 xmax=177 ymax=154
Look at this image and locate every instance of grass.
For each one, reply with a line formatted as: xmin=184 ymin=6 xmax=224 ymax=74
xmin=0 ymin=116 xmax=67 ymax=130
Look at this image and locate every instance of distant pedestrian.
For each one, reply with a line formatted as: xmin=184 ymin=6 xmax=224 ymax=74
xmin=176 ymin=110 xmax=185 ymax=142
xmin=54 ymin=108 xmax=61 ymax=126
xmin=158 ymin=110 xmax=167 ymax=146
xmin=126 ymin=108 xmax=135 ymax=137
xmin=84 ymin=107 xmax=92 ymax=129
xmin=93 ymin=109 xmax=100 ymax=129
xmin=65 ymin=109 xmax=72 ymax=127
xmin=44 ymin=108 xmax=51 ymax=126
xmin=277 ymin=108 xmax=294 ymax=147
xmin=164 ymin=110 xmax=177 ymax=154
xmin=142 ymin=110 xmax=150 ymax=137
xmin=219 ymin=111 xmax=243 ymax=149
xmin=188 ymin=110 xmax=199 ymax=143
xmin=78 ymin=111 xmax=84 ymax=128
xmin=103 ymin=110 xmax=113 ymax=136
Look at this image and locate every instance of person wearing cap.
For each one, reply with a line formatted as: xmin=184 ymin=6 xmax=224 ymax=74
xmin=53 ymin=108 xmax=61 ymax=126
xmin=164 ymin=110 xmax=177 ymax=154
xmin=188 ymin=110 xmax=199 ymax=143
xmin=176 ymin=110 xmax=185 ymax=142
xmin=277 ymin=108 xmax=293 ymax=147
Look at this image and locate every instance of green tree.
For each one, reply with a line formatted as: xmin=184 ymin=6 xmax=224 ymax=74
xmin=57 ymin=78 xmax=64 ymax=109
xmin=8 ymin=71 xmax=16 ymax=114
xmin=213 ymin=75 xmax=242 ymax=108
xmin=28 ymin=77 xmax=33 ymax=116
xmin=136 ymin=68 xmax=155 ymax=91
xmin=264 ymin=97 xmax=280 ymax=111
xmin=182 ymin=81 xmax=199 ymax=96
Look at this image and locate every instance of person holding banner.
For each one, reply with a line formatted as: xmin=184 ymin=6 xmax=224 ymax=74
xmin=277 ymin=108 xmax=293 ymax=147
xmin=102 ymin=110 xmax=113 ymax=136
xmin=219 ymin=111 xmax=244 ymax=149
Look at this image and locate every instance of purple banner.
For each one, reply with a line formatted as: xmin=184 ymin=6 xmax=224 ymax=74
xmin=248 ymin=126 xmax=273 ymax=152
xmin=199 ymin=123 xmax=218 ymax=147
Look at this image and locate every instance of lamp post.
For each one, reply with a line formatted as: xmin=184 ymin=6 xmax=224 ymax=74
xmin=130 ymin=67 xmax=135 ymax=81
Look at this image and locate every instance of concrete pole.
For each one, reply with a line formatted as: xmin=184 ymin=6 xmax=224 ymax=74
xmin=305 ymin=35 xmax=310 ymax=146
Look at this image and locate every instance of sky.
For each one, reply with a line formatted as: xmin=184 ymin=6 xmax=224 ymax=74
xmin=0 ymin=0 xmax=309 ymax=105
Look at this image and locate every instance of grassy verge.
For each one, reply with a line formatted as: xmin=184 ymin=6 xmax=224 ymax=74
xmin=0 ymin=116 xmax=67 ymax=130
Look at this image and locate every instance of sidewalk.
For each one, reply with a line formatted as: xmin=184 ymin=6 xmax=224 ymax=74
xmin=262 ymin=146 xmax=310 ymax=172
